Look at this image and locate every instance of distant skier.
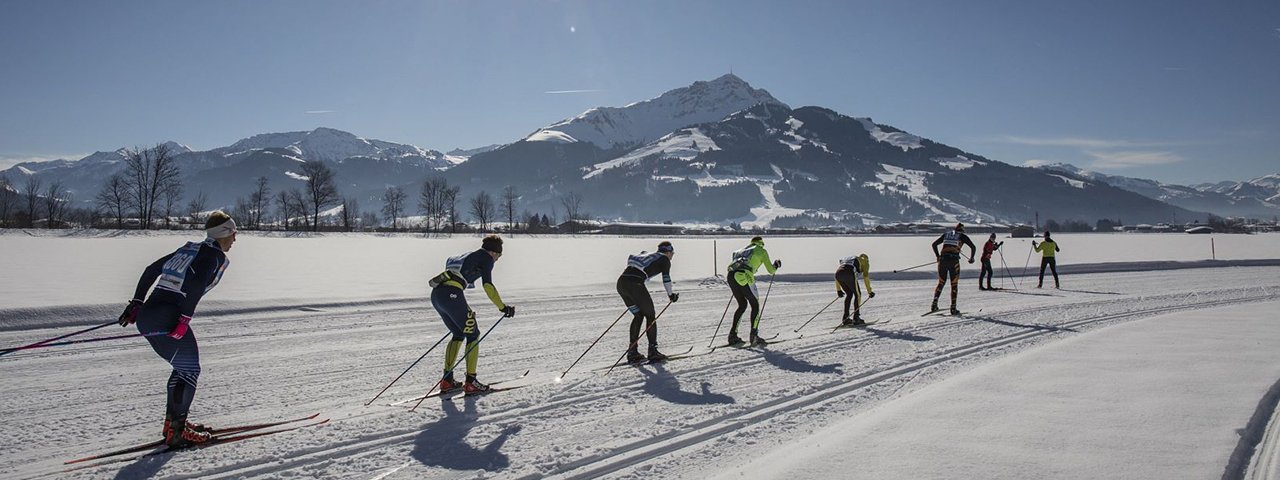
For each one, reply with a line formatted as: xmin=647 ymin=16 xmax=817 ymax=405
xmin=835 ymin=254 xmax=874 ymax=325
xmin=427 ymin=235 xmax=515 ymax=395
xmin=1033 ymin=231 xmax=1062 ymax=288
xmin=117 ymin=210 xmax=236 ymax=447
xmin=726 ymin=236 xmax=781 ymax=345
xmin=617 ymin=241 xmax=678 ymax=363
xmin=930 ymin=223 xmax=977 ymax=315
xmin=979 ymin=234 xmax=1003 ymax=290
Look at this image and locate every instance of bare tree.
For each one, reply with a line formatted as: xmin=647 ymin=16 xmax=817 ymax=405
xmin=249 ymin=176 xmax=271 ymax=229
xmin=23 ymin=176 xmax=42 ymax=227
xmin=470 ymin=190 xmax=496 ymax=230
xmin=123 ymin=143 xmax=181 ymax=229
xmin=340 ymin=197 xmax=359 ymax=232
xmin=418 ymin=176 xmax=448 ymax=232
xmin=560 ymin=192 xmax=585 ymax=232
xmin=274 ymin=190 xmax=293 ymax=231
xmin=232 ymin=197 xmax=254 ymax=227
xmin=300 ymin=161 xmax=338 ymax=231
xmin=0 ymin=174 xmax=14 ymax=227
xmin=382 ymin=186 xmax=406 ymax=230
xmin=443 ymin=185 xmax=460 ymax=233
xmin=95 ymin=174 xmax=130 ymax=228
xmin=41 ymin=181 xmax=65 ymax=228
xmin=287 ymin=188 xmax=311 ymax=231
xmin=161 ymin=182 xmax=182 ymax=229
xmin=501 ymin=185 xmax=519 ymax=231
xmin=187 ymin=192 xmax=208 ymax=226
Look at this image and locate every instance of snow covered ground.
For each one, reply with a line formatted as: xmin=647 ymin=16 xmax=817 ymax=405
xmin=1 ymin=232 xmax=1278 ymax=479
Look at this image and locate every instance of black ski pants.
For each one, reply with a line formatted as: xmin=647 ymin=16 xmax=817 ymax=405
xmin=616 ymin=277 xmax=658 ymax=349
xmin=835 ymin=266 xmax=861 ymax=319
xmin=729 ymin=276 xmax=760 ymax=334
xmin=1039 ymin=257 xmax=1059 ymax=287
xmin=980 ymin=258 xmax=994 ymax=289
xmin=137 ymin=302 xmax=200 ymax=421
xmin=933 ymin=255 xmax=961 ymax=307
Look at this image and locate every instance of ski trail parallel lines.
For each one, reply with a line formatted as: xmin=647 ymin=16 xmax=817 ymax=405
xmin=542 ymin=293 xmax=1280 ymax=480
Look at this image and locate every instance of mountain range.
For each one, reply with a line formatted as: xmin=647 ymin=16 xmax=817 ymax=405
xmin=4 ymin=74 xmax=1275 ymax=227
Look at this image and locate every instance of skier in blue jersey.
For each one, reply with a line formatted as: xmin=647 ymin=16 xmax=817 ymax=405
xmin=427 ymin=235 xmax=515 ymax=395
xmin=117 ymin=210 xmax=236 ymax=447
xmin=616 ymin=241 xmax=678 ymax=363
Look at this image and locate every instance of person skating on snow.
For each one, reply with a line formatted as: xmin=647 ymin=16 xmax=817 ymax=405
xmin=979 ymin=234 xmax=1003 ymax=290
xmin=835 ymin=254 xmax=875 ymax=326
xmin=616 ymin=241 xmax=678 ymax=363
xmin=930 ymin=223 xmax=977 ymax=315
xmin=427 ymin=235 xmax=515 ymax=395
xmin=117 ymin=210 xmax=236 ymax=448
xmin=726 ymin=236 xmax=781 ymax=346
xmin=1033 ymin=231 xmax=1062 ymax=288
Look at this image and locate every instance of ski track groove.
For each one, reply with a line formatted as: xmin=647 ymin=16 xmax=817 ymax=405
xmin=137 ymin=286 xmax=1280 ymax=480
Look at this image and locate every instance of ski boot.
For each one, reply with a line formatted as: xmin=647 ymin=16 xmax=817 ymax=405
xmin=438 ymin=371 xmax=462 ymax=394
xmin=850 ymin=314 xmax=867 ymax=326
xmin=841 ymin=316 xmax=855 ymax=326
xmin=626 ymin=348 xmax=647 ymax=364
xmin=162 ymin=414 xmax=211 ymax=439
xmin=464 ymin=374 xmax=492 ymax=396
xmin=647 ymin=345 xmax=668 ymax=363
xmin=165 ymin=418 xmax=211 ymax=448
xmin=950 ymin=306 xmax=961 ymax=316
xmin=749 ymin=329 xmax=769 ymax=346
xmin=727 ymin=332 xmax=745 ymax=346
xmin=930 ymin=300 xmax=940 ymax=312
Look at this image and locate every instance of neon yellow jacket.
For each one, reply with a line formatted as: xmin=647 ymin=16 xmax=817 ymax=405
xmin=1034 ymin=239 xmax=1060 ymax=258
xmin=728 ymin=239 xmax=777 ymax=286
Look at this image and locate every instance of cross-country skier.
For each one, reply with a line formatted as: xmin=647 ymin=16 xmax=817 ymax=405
xmin=1033 ymin=231 xmax=1062 ymax=288
xmin=930 ymin=223 xmax=977 ymax=315
xmin=617 ymin=241 xmax=678 ymax=363
xmin=726 ymin=236 xmax=781 ymax=345
xmin=835 ymin=254 xmax=874 ymax=326
xmin=427 ymin=235 xmax=515 ymax=395
xmin=979 ymin=234 xmax=1003 ymax=290
xmin=117 ymin=210 xmax=236 ymax=447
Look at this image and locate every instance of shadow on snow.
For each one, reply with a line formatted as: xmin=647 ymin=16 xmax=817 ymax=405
xmin=411 ymin=396 xmax=521 ymax=472
xmin=640 ymin=363 xmax=736 ymax=405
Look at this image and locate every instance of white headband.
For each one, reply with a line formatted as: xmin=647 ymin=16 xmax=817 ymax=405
xmin=206 ymin=218 xmax=237 ymax=239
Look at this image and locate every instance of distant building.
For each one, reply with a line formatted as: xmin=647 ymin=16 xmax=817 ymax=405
xmin=599 ymin=222 xmax=685 ymax=235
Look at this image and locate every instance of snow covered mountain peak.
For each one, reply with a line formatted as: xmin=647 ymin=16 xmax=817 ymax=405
xmin=225 ymin=127 xmax=439 ymax=163
xmin=526 ymin=74 xmax=789 ymax=149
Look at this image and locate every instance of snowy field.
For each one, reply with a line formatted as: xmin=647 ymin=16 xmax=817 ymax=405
xmin=1 ymin=231 xmax=1279 ymax=479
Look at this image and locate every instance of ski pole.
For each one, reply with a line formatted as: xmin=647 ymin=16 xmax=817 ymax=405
xmin=706 ymin=295 xmax=735 ymax=348
xmin=365 ymin=331 xmax=451 ymax=406
xmin=0 ymin=332 xmax=168 ymax=355
xmin=893 ymin=260 xmax=937 ymax=273
xmin=410 ymin=312 xmax=511 ymax=412
xmin=1022 ymin=242 xmax=1034 ymax=279
xmin=604 ymin=302 xmax=672 ymax=376
xmin=557 ymin=308 xmax=630 ymax=381
xmin=998 ymin=248 xmax=1019 ymax=290
xmin=794 ymin=296 xmax=840 ymax=333
xmin=0 ymin=320 xmax=118 ymax=357
xmin=751 ymin=274 xmax=776 ymax=331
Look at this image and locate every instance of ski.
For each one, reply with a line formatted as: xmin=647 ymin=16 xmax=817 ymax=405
xmin=921 ymin=309 xmax=943 ymax=317
xmin=64 ymin=418 xmax=330 ymax=472
xmin=446 ymin=384 xmax=528 ymax=399
xmin=64 ymin=412 xmax=322 ymax=465
xmin=830 ymin=320 xmax=888 ymax=332
xmin=390 ymin=369 xmax=530 ymax=406
xmin=589 ymin=345 xmax=696 ymax=372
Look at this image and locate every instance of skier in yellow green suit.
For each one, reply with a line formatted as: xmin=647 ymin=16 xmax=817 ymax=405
xmin=726 ymin=236 xmax=782 ymax=346
xmin=1033 ymin=231 xmax=1062 ymax=288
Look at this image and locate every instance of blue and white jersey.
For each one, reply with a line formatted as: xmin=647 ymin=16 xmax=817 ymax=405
xmin=134 ymin=237 xmax=229 ymax=318
xmin=429 ymin=249 xmax=496 ymax=289
xmin=838 ymin=256 xmax=861 ymax=271
xmin=620 ymin=251 xmax=674 ymax=296
xmin=941 ymin=230 xmax=961 ymax=247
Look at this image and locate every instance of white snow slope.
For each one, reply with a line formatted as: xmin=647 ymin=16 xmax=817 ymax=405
xmin=1 ymin=235 xmax=1279 ymax=479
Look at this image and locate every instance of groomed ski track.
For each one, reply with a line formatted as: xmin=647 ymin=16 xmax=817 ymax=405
xmin=2 ymin=266 xmax=1279 ymax=479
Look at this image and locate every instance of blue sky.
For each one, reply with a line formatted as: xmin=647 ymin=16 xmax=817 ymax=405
xmin=1 ymin=0 xmax=1276 ymax=184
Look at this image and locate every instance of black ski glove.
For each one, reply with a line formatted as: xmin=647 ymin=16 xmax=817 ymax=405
xmin=118 ymin=299 xmax=143 ymax=327
xmin=836 ymin=290 xmax=844 ymax=298
xmin=868 ymin=291 xmax=876 ymax=299
xmin=668 ymin=293 xmax=680 ymax=303
xmin=773 ymin=259 xmax=782 ymax=269
xmin=501 ymin=305 xmax=516 ymax=317
xmin=968 ymin=258 xmax=975 ymax=264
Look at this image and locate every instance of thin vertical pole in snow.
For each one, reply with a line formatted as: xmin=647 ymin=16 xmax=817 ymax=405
xmin=713 ymin=240 xmax=718 ymax=280
xmin=1212 ymin=237 xmax=1216 ymax=260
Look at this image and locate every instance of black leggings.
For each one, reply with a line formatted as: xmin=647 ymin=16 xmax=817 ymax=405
xmin=616 ymin=278 xmax=658 ymax=348
xmin=1039 ymin=257 xmax=1059 ymax=286
xmin=835 ymin=267 xmax=861 ymax=319
xmin=933 ymin=256 xmax=961 ymax=307
xmin=980 ymin=258 xmax=994 ymax=288
xmin=729 ymin=278 xmax=759 ymax=333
